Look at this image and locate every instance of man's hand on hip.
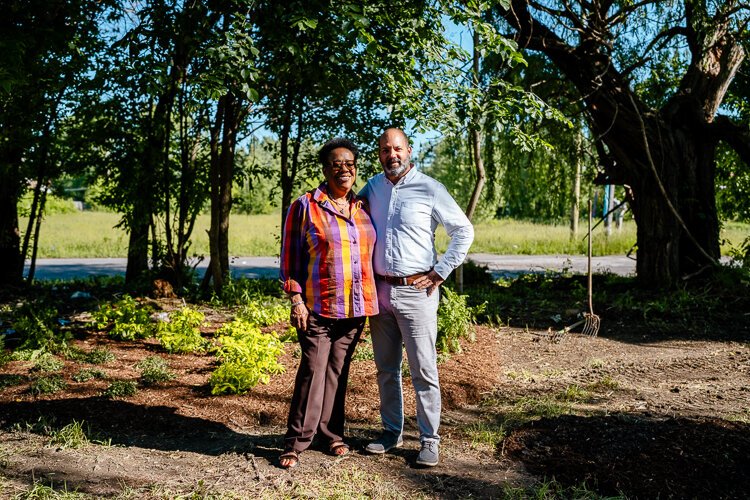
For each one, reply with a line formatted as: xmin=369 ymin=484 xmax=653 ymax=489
xmin=413 ymin=270 xmax=444 ymax=296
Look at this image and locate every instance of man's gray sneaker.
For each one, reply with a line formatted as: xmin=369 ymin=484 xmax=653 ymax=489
xmin=416 ymin=441 xmax=439 ymax=466
xmin=365 ymin=434 xmax=403 ymax=454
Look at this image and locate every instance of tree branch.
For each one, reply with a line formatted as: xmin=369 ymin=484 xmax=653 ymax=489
xmin=712 ymin=115 xmax=750 ymax=167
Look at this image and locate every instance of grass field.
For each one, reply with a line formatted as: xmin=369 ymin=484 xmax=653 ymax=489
xmin=22 ymin=211 xmax=750 ymax=258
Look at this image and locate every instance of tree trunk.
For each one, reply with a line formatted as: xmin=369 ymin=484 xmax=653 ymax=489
xmin=498 ymin=0 xmax=740 ymax=287
xmin=204 ymin=95 xmax=226 ymax=292
xmin=0 ymin=168 xmax=23 ymax=286
xmin=125 ymin=204 xmax=150 ymax=284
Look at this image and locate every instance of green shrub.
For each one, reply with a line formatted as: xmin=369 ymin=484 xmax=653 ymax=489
xmin=236 ymin=300 xmax=289 ymax=327
xmin=18 ymin=192 xmax=77 ymax=215
xmin=136 ymin=356 xmax=176 ymax=385
xmin=436 ymin=288 xmax=486 ymax=356
xmin=102 ymin=380 xmax=137 ymax=398
xmin=156 ymin=307 xmax=208 ymax=354
xmin=71 ymin=368 xmax=107 ymax=383
xmin=29 ymin=375 xmax=67 ymax=395
xmin=209 ymin=319 xmax=285 ymax=395
xmin=93 ymin=295 xmax=155 ymax=340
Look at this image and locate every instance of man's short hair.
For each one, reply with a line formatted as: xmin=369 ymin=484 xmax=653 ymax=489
xmin=318 ymin=138 xmax=359 ymax=165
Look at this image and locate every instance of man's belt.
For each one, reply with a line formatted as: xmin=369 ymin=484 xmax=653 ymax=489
xmin=375 ymin=272 xmax=429 ymax=286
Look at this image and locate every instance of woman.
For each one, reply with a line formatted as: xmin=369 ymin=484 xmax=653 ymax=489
xmin=278 ymin=137 xmax=378 ymax=468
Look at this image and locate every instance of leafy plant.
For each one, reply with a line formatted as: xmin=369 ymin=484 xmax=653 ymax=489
xmin=17 ymin=480 xmax=86 ymax=499
xmin=0 ymin=335 xmax=11 ymax=367
xmin=209 ymin=319 xmax=285 ymax=395
xmin=352 ymin=338 xmax=374 ymax=361
xmin=102 ymin=380 xmax=137 ymax=398
xmin=436 ymin=288 xmax=486 ymax=355
xmin=83 ymin=347 xmax=115 ymax=365
xmin=29 ymin=375 xmax=67 ymax=395
xmin=136 ymin=356 xmax=176 ymax=385
xmin=93 ymin=295 xmax=155 ymax=340
xmin=0 ymin=374 xmax=25 ymax=389
xmin=12 ymin=305 xmax=71 ymax=354
xmin=71 ymin=368 xmax=106 ymax=383
xmin=211 ymin=277 xmax=282 ymax=306
xmin=557 ymin=384 xmax=593 ymax=403
xmin=31 ymin=353 xmax=64 ymax=373
xmin=236 ymin=300 xmax=289 ymax=327
xmin=156 ymin=307 xmax=208 ymax=354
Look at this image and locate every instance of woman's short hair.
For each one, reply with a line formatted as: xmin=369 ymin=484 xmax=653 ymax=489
xmin=318 ymin=138 xmax=359 ymax=166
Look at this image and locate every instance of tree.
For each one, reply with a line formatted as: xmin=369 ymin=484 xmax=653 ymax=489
xmin=0 ymin=0 xmax=110 ymax=286
xmin=495 ymin=0 xmax=750 ymax=287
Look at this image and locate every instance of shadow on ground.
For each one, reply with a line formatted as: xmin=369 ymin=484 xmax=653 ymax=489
xmin=503 ymin=413 xmax=750 ymax=498
xmin=0 ymin=398 xmax=280 ymax=457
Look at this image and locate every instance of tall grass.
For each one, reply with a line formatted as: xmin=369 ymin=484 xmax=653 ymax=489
xmin=22 ymin=211 xmax=750 ymax=258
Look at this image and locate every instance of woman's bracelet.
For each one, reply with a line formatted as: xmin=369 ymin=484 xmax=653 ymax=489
xmin=290 ymin=300 xmax=304 ymax=308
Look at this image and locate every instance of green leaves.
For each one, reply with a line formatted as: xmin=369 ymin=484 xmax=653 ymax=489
xmin=209 ymin=319 xmax=285 ymax=395
xmin=156 ymin=307 xmax=208 ymax=354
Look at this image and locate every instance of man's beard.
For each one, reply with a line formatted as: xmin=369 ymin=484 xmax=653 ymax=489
xmin=384 ymin=156 xmax=410 ymax=178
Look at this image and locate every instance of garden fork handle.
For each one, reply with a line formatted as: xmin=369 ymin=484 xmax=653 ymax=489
xmin=588 ymin=199 xmax=594 ymax=315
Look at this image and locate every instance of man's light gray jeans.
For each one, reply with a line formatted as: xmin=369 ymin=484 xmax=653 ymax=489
xmin=370 ymin=281 xmax=441 ymax=444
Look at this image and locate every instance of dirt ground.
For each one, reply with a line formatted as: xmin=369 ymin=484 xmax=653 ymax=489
xmin=1 ymin=302 xmax=749 ymax=498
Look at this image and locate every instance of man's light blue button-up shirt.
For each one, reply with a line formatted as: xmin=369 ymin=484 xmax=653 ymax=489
xmin=359 ymin=167 xmax=474 ymax=280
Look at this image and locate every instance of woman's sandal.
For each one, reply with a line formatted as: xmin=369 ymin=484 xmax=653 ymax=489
xmin=279 ymin=450 xmax=299 ymax=469
xmin=329 ymin=441 xmax=350 ymax=457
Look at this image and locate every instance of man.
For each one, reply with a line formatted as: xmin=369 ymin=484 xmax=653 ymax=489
xmin=359 ymin=127 xmax=474 ymax=467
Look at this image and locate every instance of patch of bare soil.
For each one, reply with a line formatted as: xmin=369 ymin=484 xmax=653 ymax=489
xmin=1 ymin=309 xmax=749 ymax=498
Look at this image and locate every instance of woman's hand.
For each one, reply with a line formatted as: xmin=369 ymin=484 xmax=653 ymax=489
xmin=290 ymin=301 xmax=309 ymax=331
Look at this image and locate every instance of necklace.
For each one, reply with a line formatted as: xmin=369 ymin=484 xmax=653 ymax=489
xmin=331 ymin=196 xmax=349 ymax=213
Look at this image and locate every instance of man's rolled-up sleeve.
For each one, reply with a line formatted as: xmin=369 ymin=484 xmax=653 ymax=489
xmin=432 ymin=184 xmax=474 ymax=280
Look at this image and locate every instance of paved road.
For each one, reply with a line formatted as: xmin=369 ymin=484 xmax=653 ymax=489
xmin=25 ymin=254 xmax=637 ymax=281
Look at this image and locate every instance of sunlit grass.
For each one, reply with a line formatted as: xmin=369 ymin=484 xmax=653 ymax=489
xmin=23 ymin=211 xmax=750 ymax=258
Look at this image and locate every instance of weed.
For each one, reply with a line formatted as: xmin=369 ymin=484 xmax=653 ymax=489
xmin=209 ymin=319 xmax=285 ymax=395
xmin=728 ymin=408 xmax=750 ymax=424
xmin=557 ymin=384 xmax=593 ymax=403
xmin=136 ymin=356 xmax=176 ymax=385
xmin=12 ymin=305 xmax=71 ymax=355
xmin=12 ymin=415 xmax=56 ymax=434
xmin=156 ymin=307 xmax=208 ymax=354
xmin=0 ymin=374 xmax=25 ymax=391
xmin=211 ymin=277 xmax=283 ymax=306
xmin=352 ymin=339 xmax=375 ymax=361
xmin=83 ymin=347 xmax=115 ymax=365
xmin=31 ymin=353 xmax=64 ymax=373
xmin=505 ymin=369 xmax=535 ymax=382
xmin=502 ymin=478 xmax=623 ymax=499
xmin=29 ymin=375 xmax=67 ymax=395
xmin=48 ymin=420 xmax=89 ymax=450
xmin=71 ymin=368 xmax=106 ymax=383
xmin=436 ymin=287 xmax=486 ymax=356
xmin=588 ymin=375 xmax=619 ymax=391
xmin=588 ymin=358 xmax=605 ymax=369
xmin=464 ymin=421 xmax=507 ymax=448
xmin=102 ymin=380 xmax=137 ymax=398
xmin=15 ymin=479 xmax=87 ymax=499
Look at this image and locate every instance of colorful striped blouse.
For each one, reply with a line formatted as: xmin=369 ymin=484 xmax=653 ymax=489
xmin=280 ymin=183 xmax=378 ymax=319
